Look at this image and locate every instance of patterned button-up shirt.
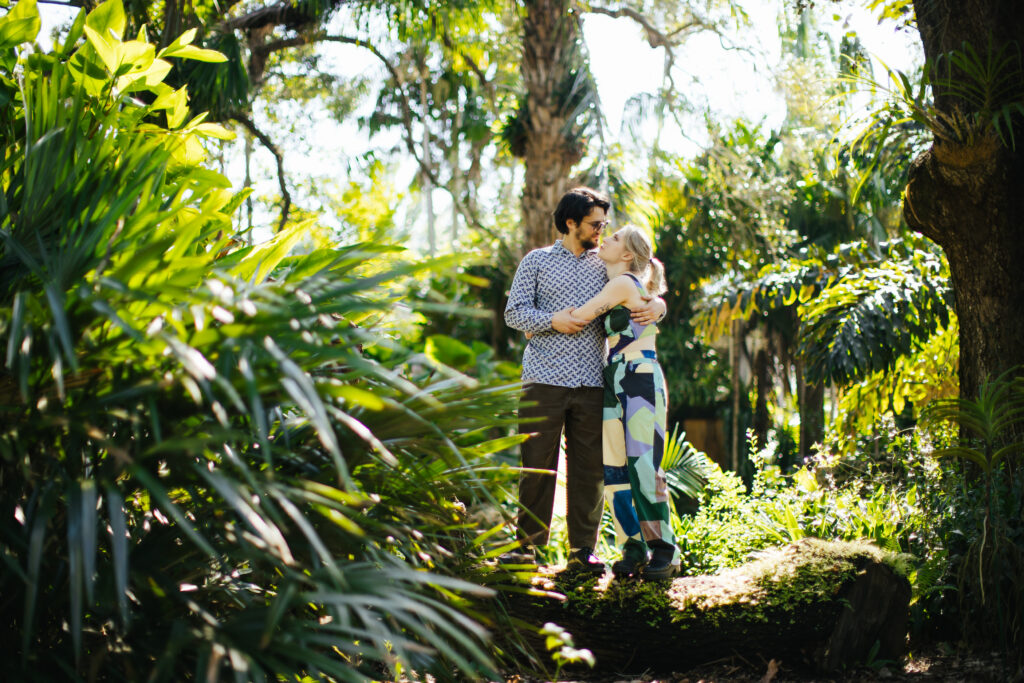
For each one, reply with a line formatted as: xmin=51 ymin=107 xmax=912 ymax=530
xmin=504 ymin=240 xmax=607 ymax=388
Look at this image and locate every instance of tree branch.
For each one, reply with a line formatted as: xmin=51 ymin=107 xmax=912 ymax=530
xmin=221 ymin=0 xmax=347 ymax=33
xmin=582 ymin=4 xmax=678 ymax=50
xmin=227 ymin=112 xmax=292 ymax=233
xmin=255 ymin=34 xmax=314 ymax=56
xmin=225 ymin=28 xmax=514 ymax=262
xmin=438 ymin=27 xmax=496 ymax=105
xmin=579 ymin=3 xmax=738 ymax=58
xmin=318 ymin=35 xmax=516 ymax=265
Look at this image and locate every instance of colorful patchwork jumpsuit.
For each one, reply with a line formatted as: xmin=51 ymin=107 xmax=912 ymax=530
xmin=601 ymin=273 xmax=679 ymax=565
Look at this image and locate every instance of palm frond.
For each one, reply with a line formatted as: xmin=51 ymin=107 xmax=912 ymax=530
xmin=0 ymin=3 xmax=526 ymax=680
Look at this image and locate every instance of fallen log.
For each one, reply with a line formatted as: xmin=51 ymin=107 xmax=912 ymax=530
xmin=502 ymin=538 xmax=912 ymax=674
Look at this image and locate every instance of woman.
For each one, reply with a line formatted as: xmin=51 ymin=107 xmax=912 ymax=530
xmin=569 ymin=225 xmax=679 ymax=579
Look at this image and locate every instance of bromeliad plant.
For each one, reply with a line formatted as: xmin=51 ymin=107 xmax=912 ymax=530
xmin=0 ymin=0 xmax=524 ymax=680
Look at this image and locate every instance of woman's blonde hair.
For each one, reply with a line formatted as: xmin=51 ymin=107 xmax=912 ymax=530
xmin=619 ymin=224 xmax=666 ymax=296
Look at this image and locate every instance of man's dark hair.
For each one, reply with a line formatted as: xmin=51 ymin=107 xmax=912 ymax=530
xmin=552 ymin=187 xmax=610 ymax=235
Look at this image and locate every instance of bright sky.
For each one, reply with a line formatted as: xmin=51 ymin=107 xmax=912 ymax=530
xmin=584 ymin=0 xmax=921 ymax=156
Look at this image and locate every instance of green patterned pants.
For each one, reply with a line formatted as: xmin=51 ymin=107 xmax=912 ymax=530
xmin=602 ymin=350 xmax=678 ymax=562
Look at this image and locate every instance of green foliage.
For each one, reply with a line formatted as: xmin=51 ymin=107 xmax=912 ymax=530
xmin=676 ymin=392 xmax=1024 ymax=661
xmin=924 ymin=369 xmax=1024 ymax=472
xmin=0 ymin=2 xmax=528 ymax=679
xmin=799 ymin=245 xmax=951 ymax=385
xmin=676 ymin=429 xmax=939 ymax=588
xmin=844 ymin=38 xmax=1024 ymax=152
xmin=830 ymin=320 xmax=958 ymax=453
xmin=933 ymin=40 xmax=1024 ymax=149
xmin=695 ymin=239 xmax=952 ymax=388
xmin=920 ymin=370 xmax=1024 ymax=665
xmin=173 ymin=30 xmax=249 ymax=121
xmin=539 ymin=622 xmax=594 ymax=680
xmin=676 ymin=455 xmax=780 ymax=573
xmin=662 ymin=423 xmax=710 ymax=501
xmin=797 ymin=0 xmax=914 ymax=28
xmin=862 ymin=0 xmax=914 ymax=27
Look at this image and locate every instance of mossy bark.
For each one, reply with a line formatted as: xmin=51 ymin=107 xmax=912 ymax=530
xmin=905 ymin=0 xmax=1024 ymax=402
xmin=502 ymin=539 xmax=910 ymax=674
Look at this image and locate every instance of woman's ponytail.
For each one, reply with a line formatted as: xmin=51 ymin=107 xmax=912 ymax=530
xmin=647 ymin=257 xmax=667 ymax=296
xmin=620 ymin=224 xmax=666 ymax=296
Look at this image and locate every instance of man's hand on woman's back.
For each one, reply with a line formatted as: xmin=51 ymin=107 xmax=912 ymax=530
xmin=631 ymin=297 xmax=666 ymax=325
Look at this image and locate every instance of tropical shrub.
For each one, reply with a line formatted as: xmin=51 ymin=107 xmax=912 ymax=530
xmin=921 ymin=371 xmax=1024 ymax=664
xmin=0 ymin=1 xmax=525 ymax=679
xmin=675 ymin=429 xmax=939 ymax=586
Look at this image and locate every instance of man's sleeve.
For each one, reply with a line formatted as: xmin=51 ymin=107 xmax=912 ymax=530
xmin=504 ymin=253 xmax=553 ymax=333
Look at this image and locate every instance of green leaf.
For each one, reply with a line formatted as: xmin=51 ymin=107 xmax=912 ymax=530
xmin=79 ymin=479 xmax=99 ymax=605
xmin=84 ymin=0 xmax=125 ymax=41
xmin=229 ymin=218 xmax=314 ymax=282
xmin=66 ymin=483 xmax=84 ymax=661
xmin=193 ymin=122 xmax=235 ymax=140
xmin=463 ymin=433 xmax=529 ymax=457
xmin=82 ymin=25 xmax=118 ymax=73
xmin=45 ymin=283 xmax=78 ymax=372
xmin=59 ymin=8 xmax=85 ymax=56
xmin=105 ymin=484 xmax=130 ymax=627
xmin=157 ymin=26 xmax=196 ymax=54
xmin=0 ymin=0 xmax=40 ymax=51
xmin=334 ymin=385 xmax=386 ymax=410
xmin=163 ymin=43 xmax=226 ymax=63
xmin=23 ymin=485 xmax=56 ymax=657
xmin=425 ymin=334 xmax=476 ymax=369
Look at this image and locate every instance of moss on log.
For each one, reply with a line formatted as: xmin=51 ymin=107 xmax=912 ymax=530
xmin=503 ymin=539 xmax=911 ymax=674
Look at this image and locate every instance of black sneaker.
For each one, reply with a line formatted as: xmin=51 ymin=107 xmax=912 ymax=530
xmin=611 ymin=539 xmax=648 ymax=579
xmin=565 ymin=547 xmax=606 ymax=574
xmin=642 ymin=544 xmax=679 ymax=580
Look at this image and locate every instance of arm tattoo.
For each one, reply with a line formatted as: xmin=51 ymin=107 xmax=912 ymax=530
xmin=595 ymin=303 xmax=611 ymax=316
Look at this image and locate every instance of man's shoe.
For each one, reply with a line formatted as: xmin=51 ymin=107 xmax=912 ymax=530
xmin=642 ymin=544 xmax=679 ymax=580
xmin=611 ymin=539 xmax=648 ymax=579
xmin=565 ymin=547 xmax=606 ymax=574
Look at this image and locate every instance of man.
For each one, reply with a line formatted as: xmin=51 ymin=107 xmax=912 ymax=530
xmin=504 ymin=187 xmax=665 ymax=572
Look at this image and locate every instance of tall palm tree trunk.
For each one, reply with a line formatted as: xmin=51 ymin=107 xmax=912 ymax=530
xmin=520 ymin=0 xmax=586 ymax=253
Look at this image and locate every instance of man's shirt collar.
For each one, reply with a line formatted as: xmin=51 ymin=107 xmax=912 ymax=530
xmin=553 ymin=239 xmax=599 ymax=259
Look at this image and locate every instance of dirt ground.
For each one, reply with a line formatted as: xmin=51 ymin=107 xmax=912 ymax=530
xmin=506 ymin=648 xmax=1019 ymax=682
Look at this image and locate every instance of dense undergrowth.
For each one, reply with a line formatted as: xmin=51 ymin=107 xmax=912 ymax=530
xmin=662 ymin=401 xmax=1024 ymax=672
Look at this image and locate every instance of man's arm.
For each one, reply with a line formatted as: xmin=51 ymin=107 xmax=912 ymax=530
xmin=629 ymin=296 xmax=667 ymax=325
xmin=505 ymin=254 xmax=586 ymax=334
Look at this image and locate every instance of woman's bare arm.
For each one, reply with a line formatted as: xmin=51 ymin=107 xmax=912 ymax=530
xmin=571 ymin=276 xmax=636 ymax=322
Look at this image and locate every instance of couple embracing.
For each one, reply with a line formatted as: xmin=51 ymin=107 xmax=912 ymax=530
xmin=504 ymin=187 xmax=679 ymax=580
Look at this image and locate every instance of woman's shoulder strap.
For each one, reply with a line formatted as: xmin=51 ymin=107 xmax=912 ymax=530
xmin=620 ymin=271 xmax=646 ymax=291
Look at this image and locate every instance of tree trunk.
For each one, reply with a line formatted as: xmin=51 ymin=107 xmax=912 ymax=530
xmin=730 ymin=319 xmax=742 ymax=471
xmin=797 ymin=357 xmax=824 ymax=461
xmin=520 ymin=0 xmax=586 ymax=254
xmin=905 ymin=0 xmax=1024 ymax=400
xmin=501 ymin=539 xmax=910 ymax=674
xmin=419 ymin=69 xmax=436 ymax=257
xmin=753 ymin=347 xmax=770 ymax=449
